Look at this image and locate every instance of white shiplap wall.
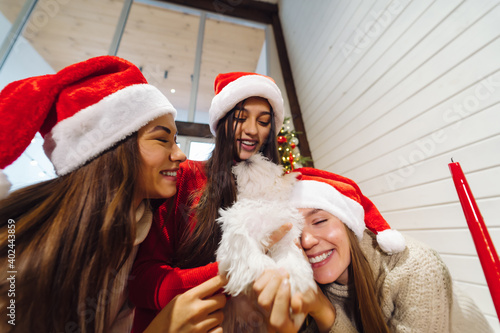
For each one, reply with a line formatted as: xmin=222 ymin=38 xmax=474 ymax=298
xmin=279 ymin=0 xmax=500 ymax=329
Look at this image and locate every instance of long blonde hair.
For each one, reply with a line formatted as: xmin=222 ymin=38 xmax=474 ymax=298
xmin=319 ymin=227 xmax=389 ymax=333
xmin=0 ymin=134 xmax=140 ymax=333
xmin=348 ymin=228 xmax=389 ymax=332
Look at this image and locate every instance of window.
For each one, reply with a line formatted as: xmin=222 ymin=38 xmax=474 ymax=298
xmin=176 ymin=137 xmax=215 ymax=161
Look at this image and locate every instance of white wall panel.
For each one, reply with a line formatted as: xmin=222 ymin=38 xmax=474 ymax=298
xmin=372 ymin=166 xmax=500 ymax=210
xmin=454 ymin=280 xmax=497 ymax=317
xmin=316 ymin=15 xmax=500 ymax=169
xmin=442 ymin=255 xmax=487 ymax=285
xmin=383 ymin=197 xmax=500 ymax=230
xmin=280 ymin=0 xmax=500 ymax=328
xmin=304 ymin=0 xmax=463 ymax=138
xmin=405 ymin=229 xmax=500 ymax=256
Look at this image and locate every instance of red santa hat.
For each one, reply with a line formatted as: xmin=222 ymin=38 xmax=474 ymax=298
xmin=291 ymin=168 xmax=406 ymax=254
xmin=208 ymin=72 xmax=284 ymax=136
xmin=0 ymin=55 xmax=176 ymax=176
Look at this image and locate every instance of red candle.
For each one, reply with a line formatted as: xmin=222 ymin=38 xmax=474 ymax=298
xmin=449 ymin=160 xmax=500 ymax=317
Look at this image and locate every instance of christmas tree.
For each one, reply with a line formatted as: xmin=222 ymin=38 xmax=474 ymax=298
xmin=277 ymin=117 xmax=312 ymax=172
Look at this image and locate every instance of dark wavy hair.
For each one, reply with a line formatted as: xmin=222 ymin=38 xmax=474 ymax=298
xmin=175 ymin=97 xmax=280 ymax=268
xmin=0 ymin=134 xmax=140 ymax=333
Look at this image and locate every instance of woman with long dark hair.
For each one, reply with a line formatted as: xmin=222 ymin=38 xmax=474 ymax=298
xmin=0 ymin=56 xmax=226 ymax=333
xmin=129 ymin=72 xmax=286 ymax=332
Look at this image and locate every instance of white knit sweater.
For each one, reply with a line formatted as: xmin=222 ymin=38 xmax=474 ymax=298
xmin=303 ymin=231 xmax=493 ymax=333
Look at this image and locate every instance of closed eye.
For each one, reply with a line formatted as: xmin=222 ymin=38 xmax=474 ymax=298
xmin=313 ymin=219 xmax=327 ymax=225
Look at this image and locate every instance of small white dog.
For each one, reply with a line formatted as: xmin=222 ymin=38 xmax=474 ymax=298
xmin=216 ymin=153 xmax=316 ymax=331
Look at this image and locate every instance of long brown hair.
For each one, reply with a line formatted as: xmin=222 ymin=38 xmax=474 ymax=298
xmin=0 ymin=134 xmax=140 ymax=333
xmin=321 ymin=228 xmax=389 ymax=332
xmin=175 ymin=98 xmax=280 ymax=268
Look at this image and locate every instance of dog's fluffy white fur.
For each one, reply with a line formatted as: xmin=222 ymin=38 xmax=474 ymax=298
xmin=216 ymin=153 xmax=315 ymax=331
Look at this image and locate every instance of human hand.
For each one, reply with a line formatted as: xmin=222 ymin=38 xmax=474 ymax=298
xmin=252 ymin=269 xmax=299 ymax=333
xmin=253 ymin=269 xmax=336 ymax=333
xmin=144 ymin=275 xmax=228 ymax=333
xmin=263 ymin=223 xmax=293 ymax=252
xmin=291 ymin=286 xmax=336 ymax=333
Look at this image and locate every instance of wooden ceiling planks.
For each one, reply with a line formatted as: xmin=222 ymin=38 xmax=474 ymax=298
xmin=19 ymin=0 xmax=122 ymax=70
xmin=0 ymin=0 xmax=27 ymax=23
xmin=118 ymin=2 xmax=200 ymax=112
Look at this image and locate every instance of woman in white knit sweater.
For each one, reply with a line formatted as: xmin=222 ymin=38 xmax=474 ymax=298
xmin=254 ymin=167 xmax=492 ymax=333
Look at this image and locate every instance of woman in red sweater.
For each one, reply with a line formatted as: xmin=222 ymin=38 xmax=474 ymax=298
xmin=129 ymin=72 xmax=286 ymax=332
xmin=0 ymin=56 xmax=226 ymax=333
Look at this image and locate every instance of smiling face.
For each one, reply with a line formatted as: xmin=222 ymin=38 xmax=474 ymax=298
xmin=232 ymin=96 xmax=272 ymax=161
xmin=135 ymin=114 xmax=186 ymax=204
xmin=300 ymin=208 xmax=351 ymax=285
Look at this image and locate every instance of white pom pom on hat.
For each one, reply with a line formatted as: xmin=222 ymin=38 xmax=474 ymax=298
xmin=208 ymin=72 xmax=284 ymax=136
xmin=290 ymin=168 xmax=406 ymax=254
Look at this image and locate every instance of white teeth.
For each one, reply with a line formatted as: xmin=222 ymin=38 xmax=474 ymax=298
xmin=309 ymin=250 xmax=333 ymax=264
xmin=161 ymin=171 xmax=177 ymax=177
xmin=241 ymin=140 xmax=256 ymax=146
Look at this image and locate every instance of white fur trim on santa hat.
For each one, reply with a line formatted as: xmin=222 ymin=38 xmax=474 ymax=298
xmin=290 ymin=180 xmax=365 ymax=240
xmin=208 ymin=75 xmax=284 ymax=136
xmin=0 ymin=169 xmax=11 ymax=200
xmin=44 ymin=84 xmax=176 ymax=176
xmin=376 ymin=229 xmax=406 ymax=254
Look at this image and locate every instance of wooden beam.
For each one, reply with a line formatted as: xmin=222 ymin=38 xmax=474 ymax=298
xmin=176 ymin=121 xmax=213 ymax=138
xmin=271 ymin=13 xmax=314 ymax=167
xmin=156 ymin=0 xmax=277 ymax=24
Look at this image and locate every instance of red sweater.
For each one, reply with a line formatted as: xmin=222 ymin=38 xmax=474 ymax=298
xmin=129 ymin=160 xmax=219 ymax=333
